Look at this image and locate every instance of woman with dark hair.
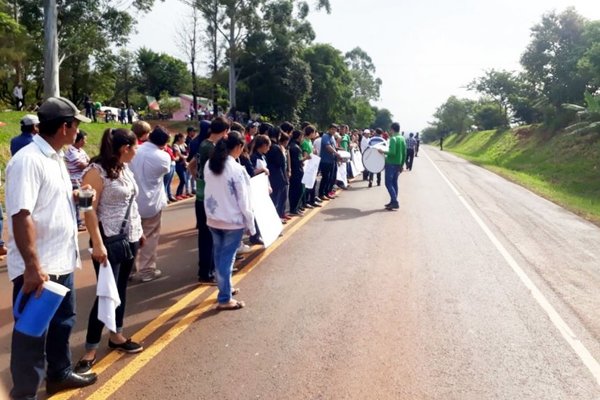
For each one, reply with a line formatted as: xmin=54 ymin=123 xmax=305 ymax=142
xmin=172 ymin=133 xmax=190 ymax=200
xmin=75 ymin=128 xmax=144 ymax=373
xmin=204 ymin=131 xmax=255 ymax=310
xmin=266 ymin=126 xmax=289 ymax=223
xmin=288 ymin=130 xmax=305 ymax=216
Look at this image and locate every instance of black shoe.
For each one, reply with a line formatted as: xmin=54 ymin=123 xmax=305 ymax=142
xmin=249 ymin=236 xmax=264 ymax=245
xmin=384 ymin=202 xmax=391 ymax=208
xmin=46 ymin=372 xmax=98 ymax=395
xmin=108 ymin=338 xmax=143 ymax=354
xmin=386 ymin=202 xmax=400 ymax=210
xmin=73 ymin=358 xmax=96 ymax=375
xmin=198 ymin=276 xmax=217 ymax=285
xmin=377 ymin=182 xmax=381 ymax=186
xmin=310 ymin=202 xmax=322 ymax=208
xmin=368 ymin=182 xmax=372 ymax=187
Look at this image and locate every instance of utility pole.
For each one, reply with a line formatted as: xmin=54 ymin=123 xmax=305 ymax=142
xmin=43 ymin=0 xmax=60 ymax=99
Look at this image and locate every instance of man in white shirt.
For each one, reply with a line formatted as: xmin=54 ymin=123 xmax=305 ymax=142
xmin=129 ymin=126 xmax=171 ymax=283
xmin=5 ymin=96 xmax=97 ymax=398
xmin=13 ymin=83 xmax=23 ymax=110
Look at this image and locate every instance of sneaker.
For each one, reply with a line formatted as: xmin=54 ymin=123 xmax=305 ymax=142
xmin=304 ymin=204 xmax=314 ymax=209
xmin=141 ymin=269 xmax=162 ymax=282
xmin=319 ymin=196 xmax=330 ymax=201
xmin=108 ymin=338 xmax=143 ymax=354
xmin=310 ymin=202 xmax=322 ymax=208
xmin=249 ymin=236 xmax=264 ymax=245
xmin=314 ymin=197 xmax=323 ymax=203
xmin=198 ymin=276 xmax=217 ymax=285
xmin=237 ymin=243 xmax=251 ymax=254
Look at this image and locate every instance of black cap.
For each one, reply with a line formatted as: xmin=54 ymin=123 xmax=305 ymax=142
xmin=186 ymin=126 xmax=197 ymax=133
xmin=37 ymin=97 xmax=91 ymax=123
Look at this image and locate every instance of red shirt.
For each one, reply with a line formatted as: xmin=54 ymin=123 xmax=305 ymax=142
xmin=164 ymin=145 xmax=176 ymax=161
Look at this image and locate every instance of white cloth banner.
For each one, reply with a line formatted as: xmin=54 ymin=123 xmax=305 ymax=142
xmin=351 ymin=148 xmax=363 ymax=175
xmin=97 ymin=259 xmax=121 ymax=333
xmin=301 ymin=154 xmax=321 ymax=190
xmin=336 ymin=162 xmax=348 ymax=187
xmin=250 ymin=173 xmax=283 ymax=248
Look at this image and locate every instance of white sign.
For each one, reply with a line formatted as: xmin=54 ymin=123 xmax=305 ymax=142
xmin=336 ymin=162 xmax=348 ymax=187
xmin=351 ymin=148 xmax=363 ymax=176
xmin=301 ymin=154 xmax=321 ymax=190
xmin=250 ymin=174 xmax=283 ymax=248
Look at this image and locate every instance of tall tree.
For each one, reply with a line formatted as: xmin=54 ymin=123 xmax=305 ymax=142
xmin=468 ymin=69 xmax=518 ymax=119
xmin=371 ymin=107 xmax=393 ymax=130
xmin=136 ymin=48 xmax=191 ymax=99
xmin=177 ymin=5 xmax=203 ymax=119
xmin=345 ymin=47 xmax=382 ymax=101
xmin=432 ymin=96 xmax=474 ymax=134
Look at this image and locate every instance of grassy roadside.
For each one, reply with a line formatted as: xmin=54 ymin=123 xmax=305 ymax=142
xmin=442 ymin=126 xmax=600 ymax=225
xmin=1 ymin=111 xmax=193 ymax=200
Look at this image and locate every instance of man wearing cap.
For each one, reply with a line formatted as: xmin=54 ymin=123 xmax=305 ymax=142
xmin=5 ymin=96 xmax=97 ymax=398
xmin=10 ymin=115 xmax=39 ymax=156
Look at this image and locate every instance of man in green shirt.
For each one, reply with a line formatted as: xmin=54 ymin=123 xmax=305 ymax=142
xmin=382 ymin=122 xmax=406 ymax=210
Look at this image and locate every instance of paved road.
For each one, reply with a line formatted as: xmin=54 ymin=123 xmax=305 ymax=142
xmin=1 ymin=146 xmax=599 ymax=399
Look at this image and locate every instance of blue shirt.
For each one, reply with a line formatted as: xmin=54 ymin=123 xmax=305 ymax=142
xmin=10 ymin=132 xmax=34 ymax=156
xmin=320 ymin=133 xmax=336 ymax=164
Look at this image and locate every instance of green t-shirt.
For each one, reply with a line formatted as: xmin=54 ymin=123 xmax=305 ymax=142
xmin=195 ymin=140 xmax=215 ymax=201
xmin=385 ymin=134 xmax=407 ymax=166
xmin=301 ymin=138 xmax=313 ymax=156
xmin=340 ymin=134 xmax=350 ymax=151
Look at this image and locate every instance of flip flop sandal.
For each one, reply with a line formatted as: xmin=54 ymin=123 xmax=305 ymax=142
xmin=231 ymin=288 xmax=240 ymax=296
xmin=216 ymin=300 xmax=245 ymax=310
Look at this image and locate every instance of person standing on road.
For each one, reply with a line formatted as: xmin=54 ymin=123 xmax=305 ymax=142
xmin=266 ymin=126 xmax=289 ymax=222
xmin=405 ymin=132 xmax=416 ymax=171
xmin=75 ymin=128 xmax=144 ymax=374
xmin=10 ymin=115 xmax=39 ymax=156
xmin=187 ymin=117 xmax=230 ymax=284
xmin=5 ymin=96 xmax=97 ymax=398
xmin=64 ymin=131 xmax=91 ymax=231
xmin=130 ymin=126 xmax=171 ymax=283
xmin=318 ymin=124 xmax=341 ymax=201
xmin=415 ymin=132 xmax=420 ymax=157
xmin=382 ymin=122 xmax=406 ymax=210
xmin=204 ymin=131 xmax=255 ymax=310
xmin=172 ymin=133 xmax=191 ymax=200
xmin=288 ymin=130 xmax=305 ymax=216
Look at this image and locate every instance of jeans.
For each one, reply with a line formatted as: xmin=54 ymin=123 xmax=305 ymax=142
xmin=175 ymin=163 xmax=187 ymax=196
xmin=209 ymin=228 xmax=244 ymax=304
xmin=384 ymin=164 xmax=402 ymax=204
xmin=164 ymin=164 xmax=175 ymax=199
xmin=406 ymin=148 xmax=415 ymax=170
xmin=318 ymin=162 xmax=335 ymax=197
xmin=368 ymin=172 xmax=381 ymax=186
xmin=195 ymin=200 xmax=215 ymax=280
xmin=0 ymin=202 xmax=4 ymax=246
xmin=270 ymin=183 xmax=288 ymax=218
xmin=185 ymin=170 xmax=196 ymax=193
xmin=11 ymin=273 xmax=76 ymax=400
xmin=85 ymin=242 xmax=139 ymax=349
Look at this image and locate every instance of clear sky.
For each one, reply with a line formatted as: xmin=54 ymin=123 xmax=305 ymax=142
xmin=129 ymin=0 xmax=600 ymax=131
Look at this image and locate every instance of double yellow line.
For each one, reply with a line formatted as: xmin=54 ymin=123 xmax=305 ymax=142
xmin=51 ymin=195 xmax=331 ymax=400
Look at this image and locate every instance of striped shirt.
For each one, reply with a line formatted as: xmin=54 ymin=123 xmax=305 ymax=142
xmin=5 ymin=135 xmax=80 ymax=281
xmin=64 ymin=145 xmax=90 ymax=184
xmin=406 ymin=137 xmax=417 ymax=150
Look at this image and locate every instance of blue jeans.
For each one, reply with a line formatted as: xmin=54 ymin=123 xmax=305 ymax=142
xmin=175 ymin=163 xmax=187 ymax=196
xmin=384 ymin=164 xmax=402 ymax=204
xmin=164 ymin=164 xmax=175 ymax=199
xmin=270 ymin=184 xmax=288 ymax=218
xmin=11 ymin=273 xmax=76 ymax=399
xmin=209 ymin=228 xmax=243 ymax=304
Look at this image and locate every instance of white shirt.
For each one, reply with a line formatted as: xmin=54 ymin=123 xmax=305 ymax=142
xmin=13 ymin=86 xmax=22 ymax=98
xmin=204 ymin=156 xmax=255 ymax=235
xmin=129 ymin=141 xmax=171 ymax=218
xmin=5 ymin=135 xmax=80 ymax=281
xmin=313 ymin=137 xmax=322 ymax=156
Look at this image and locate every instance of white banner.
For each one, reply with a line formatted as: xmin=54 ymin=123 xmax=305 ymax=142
xmin=301 ymin=154 xmax=321 ymax=189
xmin=250 ymin=174 xmax=283 ymax=248
xmin=336 ymin=162 xmax=348 ymax=187
xmin=351 ymin=148 xmax=363 ymax=175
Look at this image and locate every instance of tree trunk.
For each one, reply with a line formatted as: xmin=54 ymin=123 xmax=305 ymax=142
xmin=211 ymin=3 xmax=218 ymax=116
xmin=43 ymin=0 xmax=60 ymax=99
xmin=227 ymin=12 xmax=236 ymax=119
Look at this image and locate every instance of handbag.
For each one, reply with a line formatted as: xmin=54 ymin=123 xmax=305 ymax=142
xmin=100 ymin=194 xmax=135 ymax=265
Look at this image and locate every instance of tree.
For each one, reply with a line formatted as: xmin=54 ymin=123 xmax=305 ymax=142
xmin=301 ymin=43 xmax=352 ymax=127
xmin=468 ymin=69 xmax=517 ymax=120
xmin=0 ymin=5 xmax=29 ymax=105
xmin=562 ymin=92 xmax=600 ymax=135
xmin=521 ymin=8 xmax=590 ymax=109
xmin=577 ymin=20 xmax=600 ymax=90
xmin=177 ymin=5 xmax=203 ymax=119
xmin=473 ymin=101 xmax=508 ymax=130
xmin=432 ymin=96 xmax=474 ymax=134
xmin=136 ymin=48 xmax=191 ymax=99
xmin=345 ymin=47 xmax=382 ymax=101
xmin=371 ymin=107 xmax=393 ymax=130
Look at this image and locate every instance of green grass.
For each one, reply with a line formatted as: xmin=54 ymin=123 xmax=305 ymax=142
xmin=443 ymin=127 xmax=600 ymax=225
xmin=0 ymin=110 xmax=192 ymax=200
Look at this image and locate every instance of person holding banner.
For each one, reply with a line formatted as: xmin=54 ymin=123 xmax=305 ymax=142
xmin=382 ymin=122 xmax=407 ymax=210
xmin=204 ymin=131 xmax=255 ymax=310
xmin=301 ymin=125 xmax=320 ymax=208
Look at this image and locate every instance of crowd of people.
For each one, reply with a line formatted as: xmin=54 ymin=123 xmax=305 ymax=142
xmin=3 ymin=95 xmax=419 ymax=399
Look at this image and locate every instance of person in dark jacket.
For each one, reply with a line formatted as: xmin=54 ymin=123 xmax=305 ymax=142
xmin=266 ymin=127 xmax=289 ymax=222
xmin=288 ymin=130 xmax=305 ymax=216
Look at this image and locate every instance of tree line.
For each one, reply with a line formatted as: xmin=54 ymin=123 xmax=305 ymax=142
xmin=0 ymin=0 xmax=393 ymax=129
xmin=421 ymin=7 xmax=600 ymax=143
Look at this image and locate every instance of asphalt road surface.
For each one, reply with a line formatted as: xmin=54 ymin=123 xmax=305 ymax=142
xmin=1 ymin=145 xmax=599 ymax=399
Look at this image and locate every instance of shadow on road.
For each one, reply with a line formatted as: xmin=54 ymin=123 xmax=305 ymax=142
xmin=320 ymin=207 xmax=389 ymax=221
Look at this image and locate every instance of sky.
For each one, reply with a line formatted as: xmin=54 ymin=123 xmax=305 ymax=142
xmin=129 ymin=0 xmax=600 ymax=132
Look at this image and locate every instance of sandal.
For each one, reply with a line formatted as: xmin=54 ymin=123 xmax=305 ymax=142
xmin=231 ymin=288 xmax=240 ymax=296
xmin=216 ymin=300 xmax=245 ymax=310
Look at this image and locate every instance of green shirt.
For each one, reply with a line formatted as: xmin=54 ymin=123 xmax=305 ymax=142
xmin=301 ymin=138 xmax=313 ymax=156
xmin=385 ymin=134 xmax=407 ymax=166
xmin=340 ymin=134 xmax=350 ymax=151
xmin=195 ymin=140 xmax=215 ymax=201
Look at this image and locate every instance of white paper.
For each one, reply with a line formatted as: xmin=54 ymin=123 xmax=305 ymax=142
xmin=301 ymin=154 xmax=321 ymax=190
xmin=336 ymin=163 xmax=348 ymax=187
xmin=250 ymin=174 xmax=283 ymax=248
xmin=351 ymin=149 xmax=364 ymax=175
xmin=97 ymin=260 xmax=121 ymax=333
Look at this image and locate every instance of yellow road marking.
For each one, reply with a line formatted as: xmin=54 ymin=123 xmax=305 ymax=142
xmin=82 ymin=199 xmax=328 ymax=399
